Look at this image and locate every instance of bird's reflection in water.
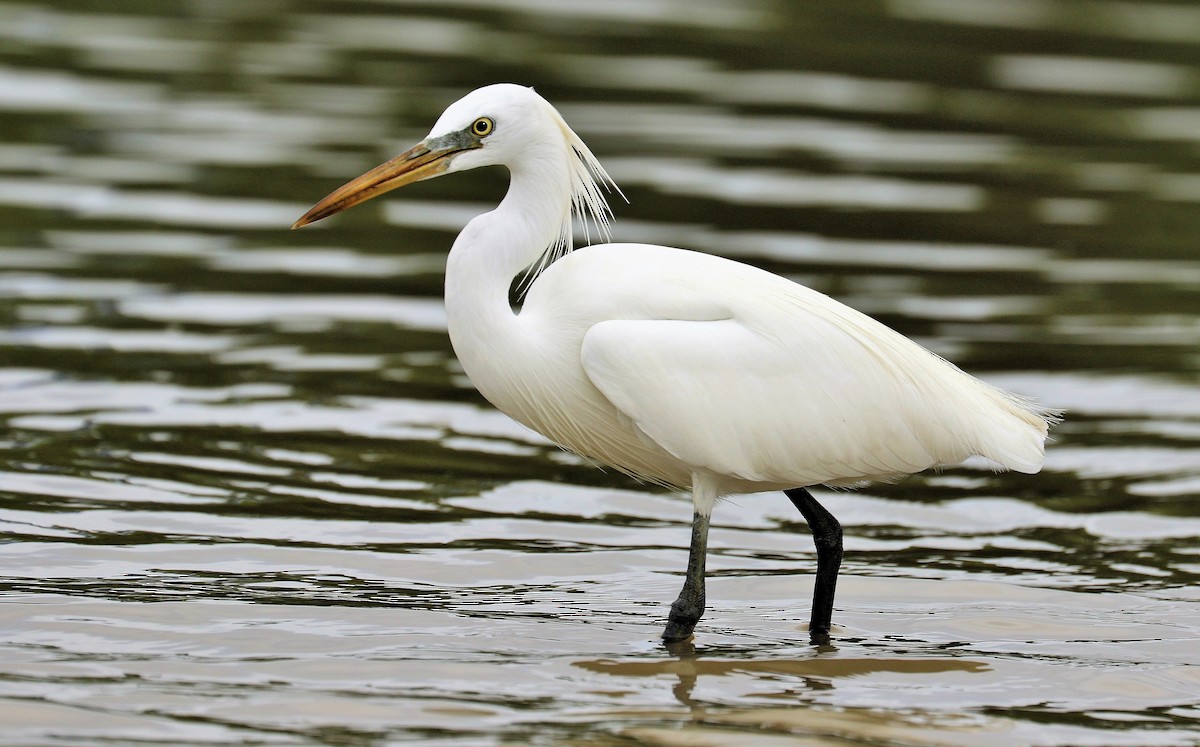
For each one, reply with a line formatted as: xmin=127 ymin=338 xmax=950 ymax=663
xmin=661 ymin=636 xmax=843 ymax=707
xmin=576 ymin=638 xmax=985 ymax=709
xmin=662 ymin=637 xmax=702 ymax=706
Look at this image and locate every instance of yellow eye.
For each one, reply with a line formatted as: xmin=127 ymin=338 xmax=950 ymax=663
xmin=471 ymin=117 xmax=495 ymax=137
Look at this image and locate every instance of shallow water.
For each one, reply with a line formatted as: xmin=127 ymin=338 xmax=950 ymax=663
xmin=1 ymin=1 xmax=1199 ymax=745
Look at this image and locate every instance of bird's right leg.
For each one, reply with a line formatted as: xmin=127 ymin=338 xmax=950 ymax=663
xmin=662 ymin=510 xmax=709 ymax=641
xmin=662 ymin=477 xmax=718 ymax=642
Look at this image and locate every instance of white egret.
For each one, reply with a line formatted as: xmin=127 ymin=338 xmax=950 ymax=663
xmin=294 ymin=84 xmax=1059 ymax=643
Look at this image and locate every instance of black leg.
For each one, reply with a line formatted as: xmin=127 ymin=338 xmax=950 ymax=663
xmin=784 ymin=487 xmax=843 ymax=642
xmin=662 ymin=511 xmax=710 ymax=641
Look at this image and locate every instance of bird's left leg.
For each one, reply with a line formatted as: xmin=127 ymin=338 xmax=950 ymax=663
xmin=662 ymin=477 xmax=718 ymax=642
xmin=784 ymin=487 xmax=843 ymax=642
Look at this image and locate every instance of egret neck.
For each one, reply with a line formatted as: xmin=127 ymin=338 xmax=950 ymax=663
xmin=444 ymin=144 xmax=574 ymax=405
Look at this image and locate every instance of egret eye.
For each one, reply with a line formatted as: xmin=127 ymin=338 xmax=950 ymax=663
xmin=471 ymin=117 xmax=495 ymax=137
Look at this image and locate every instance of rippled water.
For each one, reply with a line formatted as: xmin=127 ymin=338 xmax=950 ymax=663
xmin=1 ymin=1 xmax=1199 ymax=745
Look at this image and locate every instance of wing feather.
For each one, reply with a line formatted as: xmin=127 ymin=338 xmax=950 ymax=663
xmin=579 ymin=284 xmax=1051 ymax=487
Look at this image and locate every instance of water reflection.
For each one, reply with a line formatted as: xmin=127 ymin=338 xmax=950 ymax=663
xmin=578 ymin=651 xmax=989 ymax=706
xmin=889 ymin=0 xmax=1200 ymax=44
xmin=575 ymin=572 xmax=1200 ymax=744
xmin=991 ymin=55 xmax=1199 ymax=98
xmin=611 ymin=159 xmax=988 ymax=210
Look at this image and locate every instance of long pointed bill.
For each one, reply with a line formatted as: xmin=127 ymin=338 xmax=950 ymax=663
xmin=292 ymin=132 xmax=479 ymax=228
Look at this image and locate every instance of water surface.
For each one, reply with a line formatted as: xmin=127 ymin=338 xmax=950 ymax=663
xmin=1 ymin=1 xmax=1199 ymax=745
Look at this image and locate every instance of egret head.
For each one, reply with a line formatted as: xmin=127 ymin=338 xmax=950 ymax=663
xmin=292 ymin=84 xmax=613 ymax=230
xmin=425 ymin=83 xmax=557 ymax=174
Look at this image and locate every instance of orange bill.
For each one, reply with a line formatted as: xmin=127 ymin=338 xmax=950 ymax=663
xmin=292 ymin=131 xmax=479 ymax=228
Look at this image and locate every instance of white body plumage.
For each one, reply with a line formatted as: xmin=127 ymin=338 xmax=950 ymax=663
xmin=451 ymin=239 xmax=1051 ymax=498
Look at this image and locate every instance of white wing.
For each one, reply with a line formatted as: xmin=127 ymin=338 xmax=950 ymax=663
xmin=578 ymin=262 xmax=1050 ymax=486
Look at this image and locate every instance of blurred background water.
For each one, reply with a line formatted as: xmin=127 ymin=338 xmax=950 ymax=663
xmin=1 ymin=1 xmax=1199 ymax=745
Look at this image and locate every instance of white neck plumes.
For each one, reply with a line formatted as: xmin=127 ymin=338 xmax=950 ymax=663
xmin=518 ymin=110 xmax=619 ymax=293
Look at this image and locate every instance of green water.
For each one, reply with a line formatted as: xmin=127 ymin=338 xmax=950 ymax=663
xmin=1 ymin=1 xmax=1199 ymax=745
